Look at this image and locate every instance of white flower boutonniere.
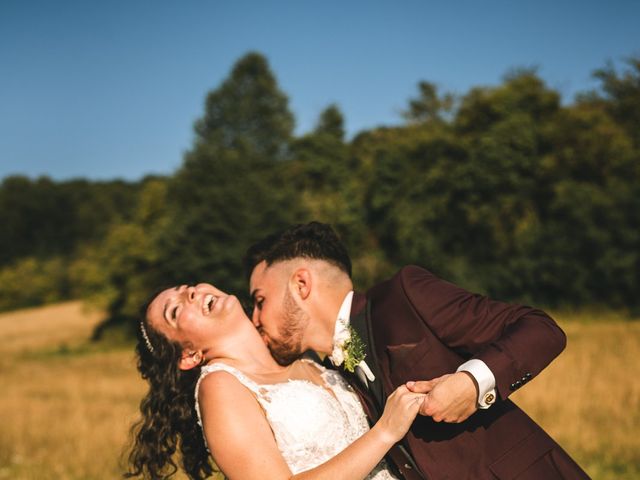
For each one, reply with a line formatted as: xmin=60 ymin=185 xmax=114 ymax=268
xmin=330 ymin=320 xmax=375 ymax=381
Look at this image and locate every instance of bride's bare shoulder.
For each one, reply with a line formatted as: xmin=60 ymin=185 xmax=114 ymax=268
xmin=198 ymin=368 xmax=254 ymax=402
xmin=198 ymin=369 xmax=266 ymax=441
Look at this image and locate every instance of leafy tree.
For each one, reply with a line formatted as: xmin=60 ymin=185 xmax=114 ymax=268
xmin=194 ymin=52 xmax=294 ymax=160
xmin=455 ymin=68 xmax=560 ymax=135
xmin=290 ymin=104 xmax=348 ymax=191
xmin=287 ymin=105 xmax=373 ymax=286
xmin=592 ymin=56 xmax=640 ymax=147
xmin=530 ymin=102 xmax=640 ymax=306
xmin=0 ymin=176 xmax=139 ymax=267
xmin=402 ymin=81 xmax=454 ymax=124
xmin=0 ymin=176 xmax=72 ymax=264
xmin=60 ymin=178 xmax=140 ymax=246
xmin=359 ymin=124 xmax=473 ymax=285
xmin=0 ymin=257 xmax=68 ymax=311
xmin=86 ymin=178 xmax=170 ymax=340
xmin=156 ymin=52 xmax=302 ymax=298
xmin=315 ymin=104 xmax=346 ymax=140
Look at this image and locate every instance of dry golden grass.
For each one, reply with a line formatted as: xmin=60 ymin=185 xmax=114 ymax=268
xmin=0 ymin=302 xmax=187 ymax=480
xmin=512 ymin=312 xmax=640 ymax=479
xmin=0 ymin=302 xmax=103 ymax=355
xmin=0 ymin=303 xmax=638 ymax=479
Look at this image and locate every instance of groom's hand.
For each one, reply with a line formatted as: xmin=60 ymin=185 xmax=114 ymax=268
xmin=406 ymin=372 xmax=477 ymax=423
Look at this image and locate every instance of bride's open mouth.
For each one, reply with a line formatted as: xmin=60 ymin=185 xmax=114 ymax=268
xmin=202 ymin=294 xmax=217 ymax=315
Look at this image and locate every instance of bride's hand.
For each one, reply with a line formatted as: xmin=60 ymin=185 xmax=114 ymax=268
xmin=373 ymin=385 xmax=426 ymax=445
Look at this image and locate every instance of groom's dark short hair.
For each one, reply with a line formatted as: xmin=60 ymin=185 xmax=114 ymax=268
xmin=244 ymin=222 xmax=352 ymax=279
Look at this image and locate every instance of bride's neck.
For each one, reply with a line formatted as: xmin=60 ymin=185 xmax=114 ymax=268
xmin=207 ymin=329 xmax=286 ymax=375
xmin=228 ymin=348 xmax=285 ymax=375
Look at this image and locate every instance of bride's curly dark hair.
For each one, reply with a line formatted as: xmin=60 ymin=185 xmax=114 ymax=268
xmin=125 ymin=299 xmax=215 ymax=479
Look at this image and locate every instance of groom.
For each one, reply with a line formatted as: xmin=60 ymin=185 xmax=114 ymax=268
xmin=244 ymin=222 xmax=589 ymax=480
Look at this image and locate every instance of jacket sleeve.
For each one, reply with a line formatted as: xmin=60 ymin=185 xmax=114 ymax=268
xmin=399 ymin=265 xmax=566 ymax=400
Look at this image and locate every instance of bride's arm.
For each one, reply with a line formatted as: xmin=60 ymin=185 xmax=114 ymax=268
xmin=199 ymin=371 xmax=291 ymax=479
xmin=293 ymin=384 xmax=422 ymax=480
xmin=199 ymin=371 xmax=423 ymax=480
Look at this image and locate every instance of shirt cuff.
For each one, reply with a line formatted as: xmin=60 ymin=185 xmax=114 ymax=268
xmin=457 ymin=359 xmax=497 ymax=409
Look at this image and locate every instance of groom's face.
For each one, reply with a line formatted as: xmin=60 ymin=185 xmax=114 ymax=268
xmin=249 ymin=260 xmax=309 ymax=366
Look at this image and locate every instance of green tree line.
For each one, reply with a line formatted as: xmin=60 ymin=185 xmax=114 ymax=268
xmin=1 ymin=52 xmax=638 ymax=334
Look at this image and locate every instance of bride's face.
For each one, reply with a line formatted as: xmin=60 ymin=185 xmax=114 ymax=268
xmin=146 ymin=283 xmax=243 ymax=349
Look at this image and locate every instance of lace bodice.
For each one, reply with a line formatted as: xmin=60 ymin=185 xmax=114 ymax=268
xmin=195 ymin=359 xmax=397 ymax=479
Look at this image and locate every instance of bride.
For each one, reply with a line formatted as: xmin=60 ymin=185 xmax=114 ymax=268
xmin=126 ymin=283 xmax=425 ymax=479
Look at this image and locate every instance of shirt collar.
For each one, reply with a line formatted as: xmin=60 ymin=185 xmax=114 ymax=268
xmin=336 ymin=291 xmax=354 ymax=327
xmin=329 ymin=290 xmax=375 ymax=382
xmin=328 ymin=291 xmax=354 ymax=367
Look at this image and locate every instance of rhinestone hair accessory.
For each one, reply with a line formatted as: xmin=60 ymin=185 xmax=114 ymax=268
xmin=140 ymin=321 xmax=155 ymax=354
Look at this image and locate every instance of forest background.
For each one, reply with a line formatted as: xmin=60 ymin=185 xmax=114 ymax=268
xmin=1 ymin=52 xmax=639 ymax=323
xmin=1 ymin=52 xmax=639 ymax=479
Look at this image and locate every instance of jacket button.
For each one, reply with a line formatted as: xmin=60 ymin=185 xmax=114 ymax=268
xmin=404 ymin=463 xmax=413 ymax=470
xmin=515 ymin=380 xmax=522 ymax=388
xmin=510 ymin=383 xmax=517 ymax=391
xmin=525 ymin=372 xmax=532 ymax=379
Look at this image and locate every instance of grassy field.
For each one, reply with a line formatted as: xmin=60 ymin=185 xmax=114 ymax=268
xmin=0 ymin=303 xmax=638 ymax=479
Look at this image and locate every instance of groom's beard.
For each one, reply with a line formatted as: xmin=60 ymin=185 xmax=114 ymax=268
xmin=268 ymin=288 xmax=309 ymax=366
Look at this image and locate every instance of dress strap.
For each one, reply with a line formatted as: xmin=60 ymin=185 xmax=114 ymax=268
xmin=194 ymin=362 xmax=262 ymax=430
xmin=200 ymin=362 xmax=262 ymax=392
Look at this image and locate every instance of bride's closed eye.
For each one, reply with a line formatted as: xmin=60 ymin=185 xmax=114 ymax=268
xmin=164 ymin=302 xmax=180 ymax=324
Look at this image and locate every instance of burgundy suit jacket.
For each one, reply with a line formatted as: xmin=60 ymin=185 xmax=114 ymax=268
xmin=347 ymin=266 xmax=589 ymax=480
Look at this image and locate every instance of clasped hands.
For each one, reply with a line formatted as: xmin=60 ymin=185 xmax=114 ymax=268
xmin=405 ymin=371 xmax=478 ymax=423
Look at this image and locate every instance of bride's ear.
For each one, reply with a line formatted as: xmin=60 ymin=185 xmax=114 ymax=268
xmin=291 ymin=268 xmax=312 ymax=300
xmin=179 ymin=349 xmax=203 ymax=370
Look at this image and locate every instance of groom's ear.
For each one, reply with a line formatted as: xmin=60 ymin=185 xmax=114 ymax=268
xmin=291 ymin=268 xmax=312 ymax=300
xmin=179 ymin=349 xmax=203 ymax=371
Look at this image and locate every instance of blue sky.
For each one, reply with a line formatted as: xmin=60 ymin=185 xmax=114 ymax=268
xmin=1 ymin=0 xmax=638 ymax=181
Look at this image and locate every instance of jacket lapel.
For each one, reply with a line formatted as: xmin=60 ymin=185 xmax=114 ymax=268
xmin=350 ymin=295 xmax=427 ymax=480
xmin=349 ymin=296 xmax=385 ymax=416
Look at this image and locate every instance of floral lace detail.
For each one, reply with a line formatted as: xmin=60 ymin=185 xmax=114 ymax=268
xmin=195 ymin=359 xmax=397 ymax=479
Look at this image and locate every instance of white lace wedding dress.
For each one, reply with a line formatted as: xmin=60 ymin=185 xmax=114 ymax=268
xmin=195 ymin=358 xmax=397 ymax=479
